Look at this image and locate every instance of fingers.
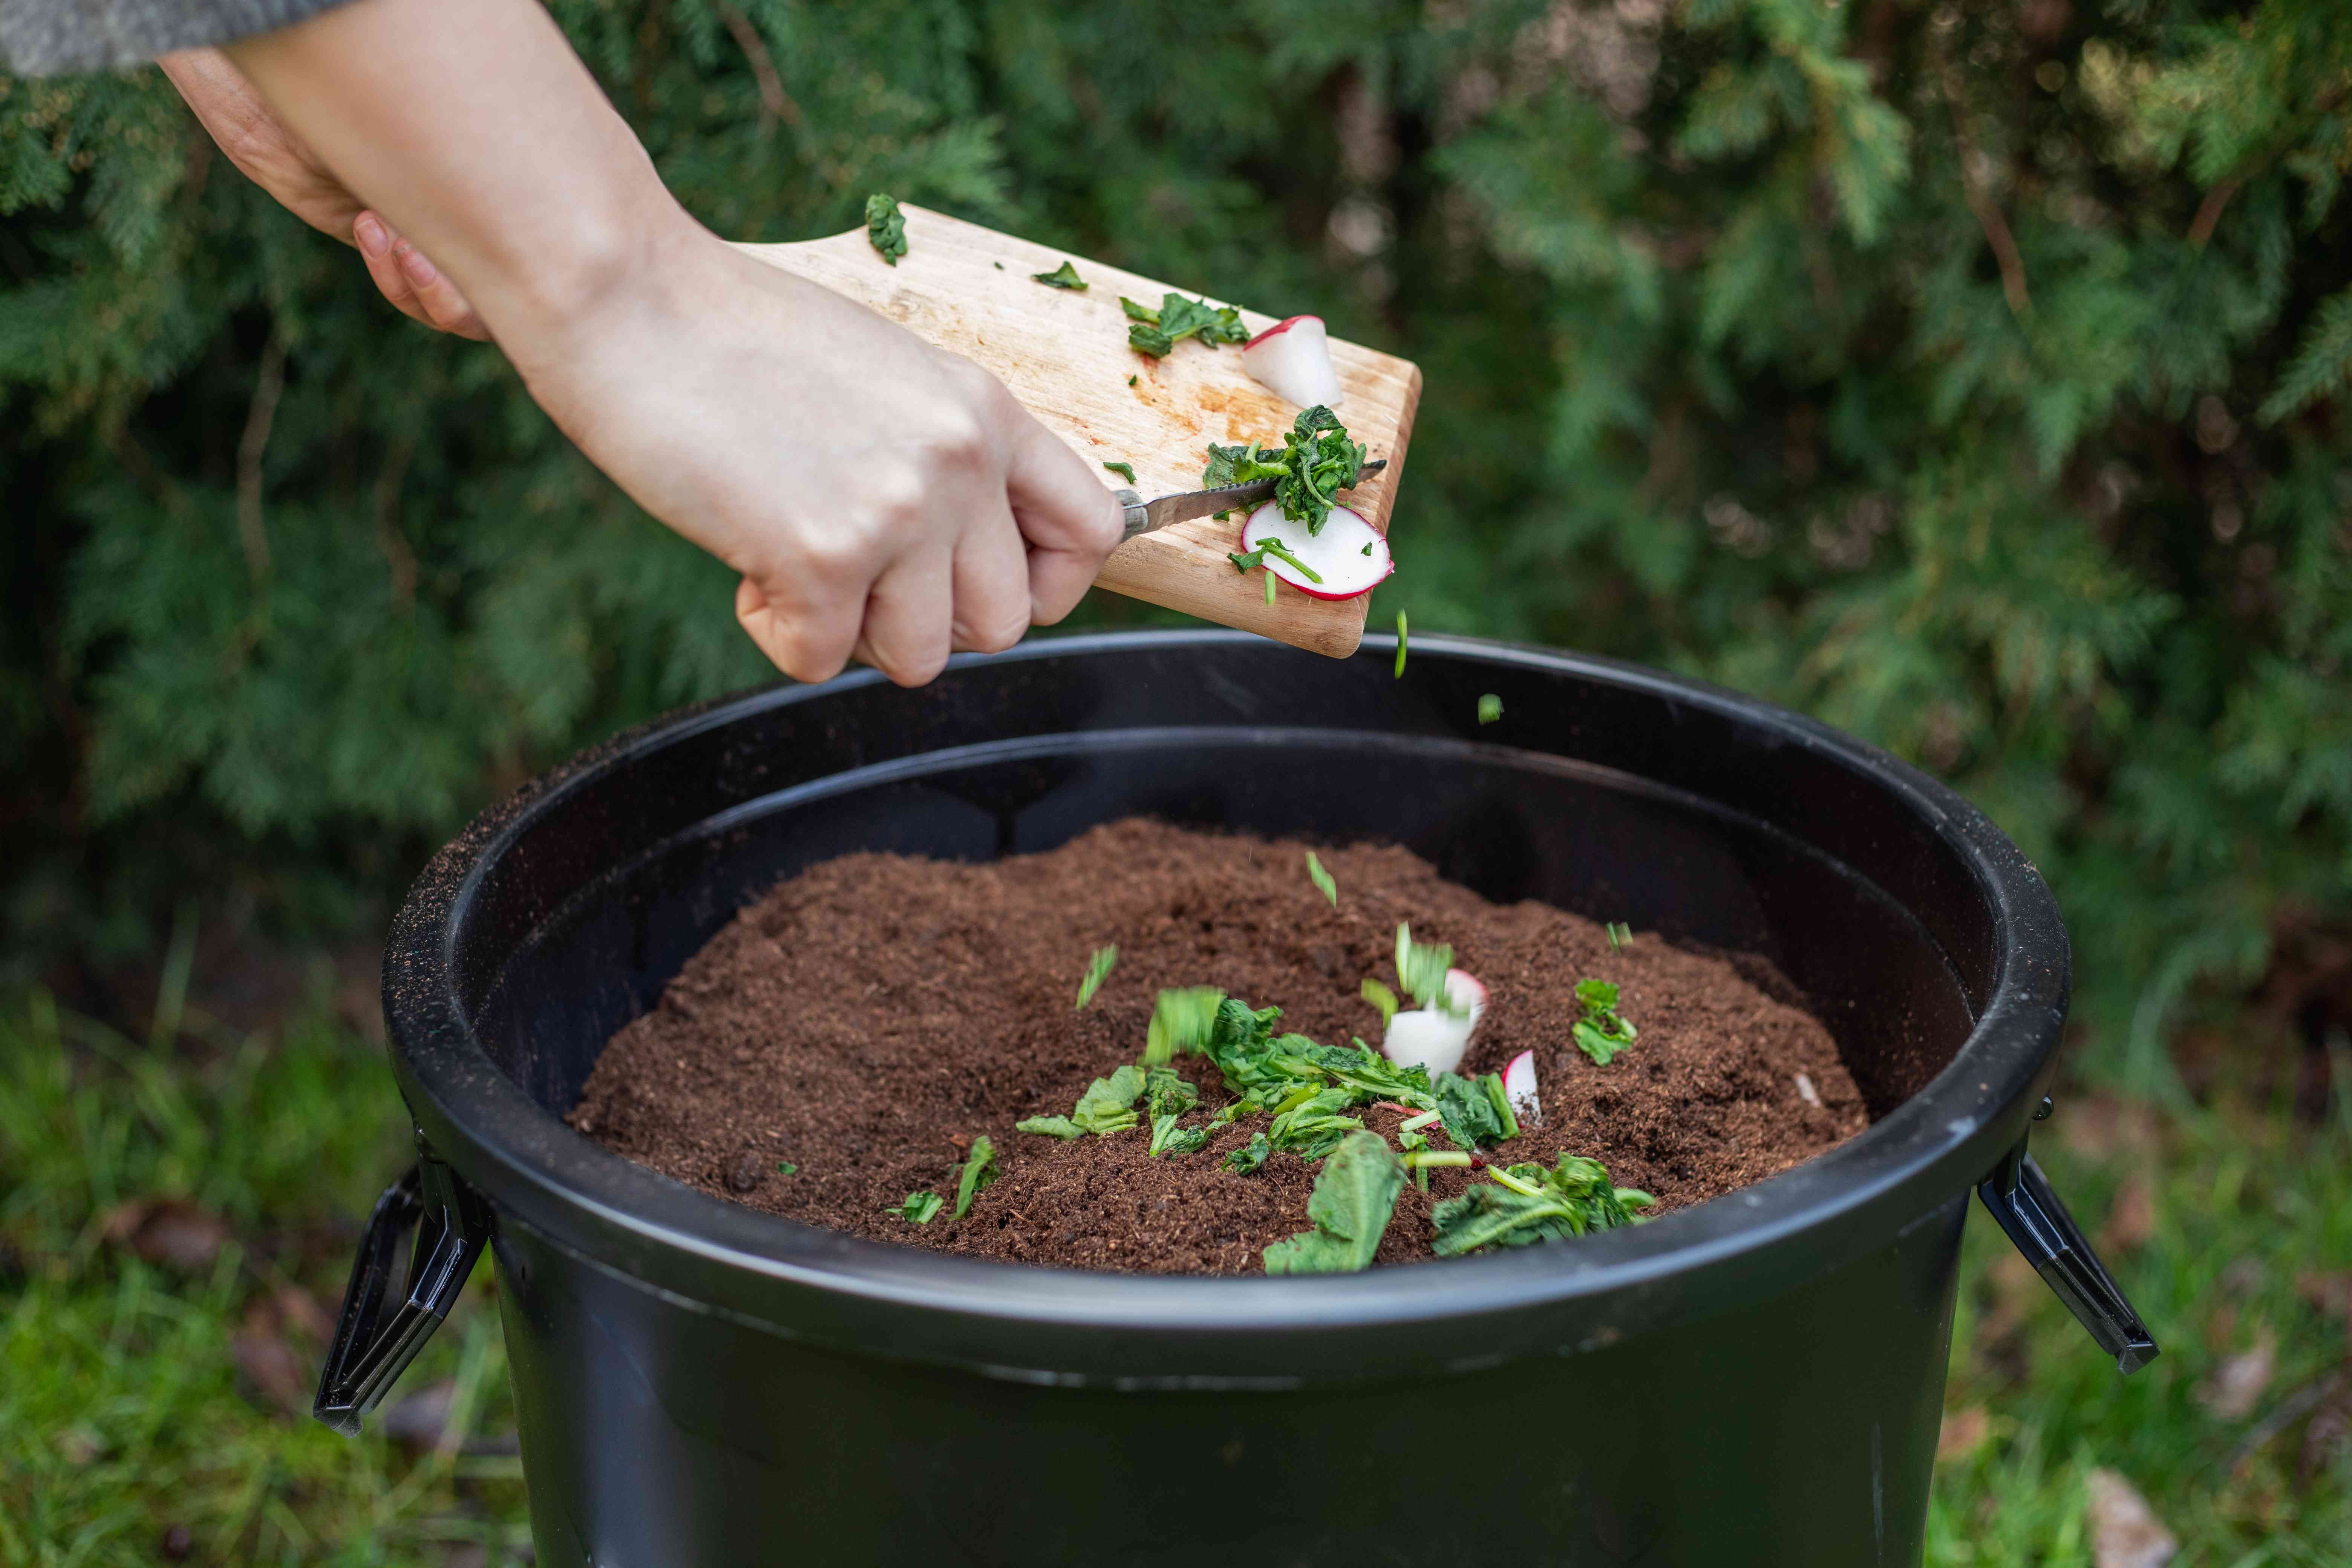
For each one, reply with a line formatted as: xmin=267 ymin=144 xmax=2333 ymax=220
xmin=353 ymin=212 xmax=493 ymax=341
xmin=734 ymin=569 xmax=867 ymax=686
xmin=949 ymin=502 xmax=1033 ymax=655
xmin=1004 ymin=413 xmax=1125 ymax=625
xmin=850 ymin=547 xmax=957 ymax=687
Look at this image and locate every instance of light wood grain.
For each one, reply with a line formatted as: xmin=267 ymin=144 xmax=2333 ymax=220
xmin=734 ymin=205 xmax=1420 ymax=658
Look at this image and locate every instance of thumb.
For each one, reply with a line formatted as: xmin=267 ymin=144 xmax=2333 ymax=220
xmin=1004 ymin=414 xmax=1124 ymax=626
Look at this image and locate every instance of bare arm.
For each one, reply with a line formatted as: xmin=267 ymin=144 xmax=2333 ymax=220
xmin=210 ymin=0 xmax=1120 ymax=685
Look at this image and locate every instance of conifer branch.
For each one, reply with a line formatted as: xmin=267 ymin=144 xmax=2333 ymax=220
xmin=235 ymin=333 xmax=288 ymax=586
xmin=1931 ymin=30 xmax=2029 ymax=318
xmin=718 ymin=6 xmax=800 ymax=134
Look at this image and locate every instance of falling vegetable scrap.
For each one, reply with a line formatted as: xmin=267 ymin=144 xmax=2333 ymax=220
xmin=1478 ymin=694 xmax=1503 ymax=724
xmin=1306 ymin=850 xmax=1338 ymax=906
xmin=1074 ymin=944 xmax=1118 ymax=1009
xmin=1032 ymin=260 xmax=1088 ymax=290
xmin=1395 ymin=611 xmax=1408 ymax=677
xmin=1606 ymin=920 xmax=1633 ymax=950
xmin=864 ymin=193 xmax=907 ymax=265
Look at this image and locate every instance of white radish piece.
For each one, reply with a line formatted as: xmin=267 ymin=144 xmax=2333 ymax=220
xmin=1380 ymin=1008 xmax=1473 ymax=1076
xmin=1381 ymin=968 xmax=1487 ymax=1076
xmin=1240 ymin=502 xmax=1393 ymax=601
xmin=1503 ymin=1049 xmax=1542 ymax=1129
xmin=1242 ymin=314 xmax=1343 ymax=409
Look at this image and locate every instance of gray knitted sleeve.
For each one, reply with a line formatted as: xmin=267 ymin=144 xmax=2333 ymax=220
xmin=1 ymin=0 xmax=358 ymax=75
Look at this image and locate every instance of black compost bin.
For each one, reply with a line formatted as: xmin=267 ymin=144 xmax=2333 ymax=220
xmin=317 ymin=631 xmax=2154 ymax=1567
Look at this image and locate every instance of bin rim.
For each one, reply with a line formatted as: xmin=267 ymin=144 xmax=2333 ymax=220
xmin=382 ymin=630 xmax=2066 ymax=1379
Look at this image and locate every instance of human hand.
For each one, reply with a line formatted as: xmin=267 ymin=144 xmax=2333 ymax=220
xmin=158 ymin=47 xmax=488 ymax=340
xmin=502 ymin=226 xmax=1123 ymax=685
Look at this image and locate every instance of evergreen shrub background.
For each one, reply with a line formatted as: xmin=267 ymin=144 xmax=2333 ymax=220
xmin=5 ymin=0 xmax=2349 ymax=1083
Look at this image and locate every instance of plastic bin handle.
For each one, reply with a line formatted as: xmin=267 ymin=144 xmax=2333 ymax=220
xmin=312 ymin=1143 xmax=492 ymax=1435
xmin=1975 ymin=1139 xmax=2159 ymax=1374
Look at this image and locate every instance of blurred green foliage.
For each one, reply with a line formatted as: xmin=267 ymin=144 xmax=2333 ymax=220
xmin=5 ymin=0 xmax=2350 ymax=1077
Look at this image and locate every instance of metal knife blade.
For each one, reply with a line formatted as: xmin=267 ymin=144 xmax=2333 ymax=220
xmin=1115 ymin=459 xmax=1387 ymax=542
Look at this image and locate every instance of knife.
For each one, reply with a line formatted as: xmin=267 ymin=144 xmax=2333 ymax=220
xmin=1113 ymin=459 xmax=1387 ymax=543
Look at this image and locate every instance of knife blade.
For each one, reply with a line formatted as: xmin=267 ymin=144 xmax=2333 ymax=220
xmin=1114 ymin=459 xmax=1387 ymax=543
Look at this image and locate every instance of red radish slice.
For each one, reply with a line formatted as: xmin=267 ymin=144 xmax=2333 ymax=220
xmin=1240 ymin=503 xmax=1393 ymax=600
xmin=1242 ymin=314 xmax=1343 ymax=408
xmin=1444 ymin=968 xmax=1487 ymax=1021
xmin=1503 ymin=1049 xmax=1542 ymax=1129
xmin=1381 ymin=1008 xmax=1473 ymax=1076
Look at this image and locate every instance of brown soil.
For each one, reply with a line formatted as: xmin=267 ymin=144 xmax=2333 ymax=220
xmin=570 ymin=819 xmax=1868 ymax=1274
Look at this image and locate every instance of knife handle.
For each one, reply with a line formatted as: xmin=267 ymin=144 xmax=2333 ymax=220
xmin=1114 ymin=489 xmax=1153 ymax=542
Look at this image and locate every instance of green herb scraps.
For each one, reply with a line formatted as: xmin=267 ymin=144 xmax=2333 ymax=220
xmin=1393 ymin=922 xmax=1464 ymax=1015
xmin=1605 ymin=920 xmax=1633 ymax=950
xmin=775 ymin=1161 xmax=798 ymax=1176
xmin=1201 ymin=405 xmax=1367 ymax=536
xmin=864 ymin=193 xmax=907 ymax=265
xmin=1071 ymin=1063 xmax=1148 ymax=1133
xmin=888 ymin=1190 xmax=942 ymax=1224
xmin=1306 ymin=850 xmax=1338 ymax=906
xmin=1125 ymin=292 xmax=1247 ymax=357
xmin=1223 ymin=1130 xmax=1271 ymax=1174
xmin=1014 ymin=1114 xmax=1084 ymax=1139
xmin=1395 ymin=610 xmax=1408 ymax=677
xmin=1075 ymin=944 xmax=1119 ymax=1009
xmin=1032 ymin=260 xmax=1087 ymax=289
xmin=1433 ymin=1069 xmax=1513 ymax=1151
xmin=1144 ymin=985 xmax=1225 ymax=1065
xmin=1478 ymin=694 xmax=1503 ymax=724
xmin=951 ymin=1136 xmax=998 ymax=1220
xmin=1572 ymin=978 xmax=1639 ymax=1065
xmin=1263 ymin=1132 xmax=1405 ymax=1274
xmin=1360 ymin=977 xmax=1400 ymax=1026
xmin=1101 ymin=460 xmax=1137 ymax=485
xmin=1431 ymin=1151 xmax=1652 ymax=1256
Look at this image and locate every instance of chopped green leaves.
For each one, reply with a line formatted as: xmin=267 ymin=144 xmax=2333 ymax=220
xmin=1149 ymin=1114 xmax=1210 ymax=1157
xmin=1395 ymin=611 xmax=1408 ymax=677
xmin=1572 ymin=978 xmax=1639 ymax=1065
xmin=1478 ymin=694 xmax=1503 ymax=724
xmin=1075 ymin=944 xmax=1119 ymax=1009
xmin=775 ymin=1161 xmax=798 ymax=1176
xmin=1032 ymin=260 xmax=1088 ymax=289
xmin=1393 ymin=922 xmax=1461 ymax=1014
xmin=1223 ymin=1130 xmax=1271 ymax=1173
xmin=1145 ymin=986 xmax=1225 ymax=1065
xmin=1433 ymin=1069 xmax=1511 ymax=1151
xmin=1200 ymin=406 xmax=1367 ymax=536
xmin=1127 ymin=374 xmax=1138 ymax=387
xmin=1101 ymin=461 xmax=1137 ymax=485
xmin=1263 ymin=1132 xmax=1405 ymax=1274
xmin=1306 ymin=850 xmax=1338 ymax=906
xmin=1015 ymin=1115 xmax=1085 ymax=1139
xmin=1431 ymin=1152 xmax=1652 ymax=1256
xmin=1072 ymin=1063 xmax=1148 ymax=1133
xmin=1125 ymin=292 xmax=1246 ymax=358
xmin=952 ymin=1136 xmax=998 ymax=1220
xmin=864 ymin=193 xmax=907 ymax=265
xmin=1360 ymin=977 xmax=1400 ymax=1026
xmin=1605 ymin=920 xmax=1633 ymax=950
xmin=889 ymin=1190 xmax=942 ymax=1224
xmin=1228 ymin=547 xmax=1267 ymax=573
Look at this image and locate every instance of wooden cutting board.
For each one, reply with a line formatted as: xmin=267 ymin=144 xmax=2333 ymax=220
xmin=733 ymin=205 xmax=1421 ymax=658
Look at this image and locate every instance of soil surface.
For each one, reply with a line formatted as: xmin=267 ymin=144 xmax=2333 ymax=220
xmin=570 ymin=819 xmax=1868 ymax=1274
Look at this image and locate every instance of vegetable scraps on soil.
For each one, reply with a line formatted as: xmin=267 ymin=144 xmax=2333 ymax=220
xmin=570 ymin=820 xmax=1868 ymax=1277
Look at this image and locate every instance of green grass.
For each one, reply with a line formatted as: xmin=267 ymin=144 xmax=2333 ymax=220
xmin=2 ymin=988 xmax=2345 ymax=1565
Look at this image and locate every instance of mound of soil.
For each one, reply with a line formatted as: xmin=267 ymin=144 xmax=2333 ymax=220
xmin=569 ymin=819 xmax=1867 ymax=1275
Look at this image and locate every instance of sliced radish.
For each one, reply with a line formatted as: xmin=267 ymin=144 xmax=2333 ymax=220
xmin=1380 ymin=1008 xmax=1474 ymax=1076
xmin=1383 ymin=968 xmax=1485 ymax=1075
xmin=1503 ymin=1049 xmax=1542 ymax=1129
xmin=1444 ymin=968 xmax=1487 ymax=1022
xmin=1242 ymin=315 xmax=1343 ymax=409
xmin=1240 ymin=502 xmax=1393 ymax=600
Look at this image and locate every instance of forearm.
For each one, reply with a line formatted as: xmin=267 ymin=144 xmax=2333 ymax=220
xmin=223 ymin=0 xmax=689 ymax=341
